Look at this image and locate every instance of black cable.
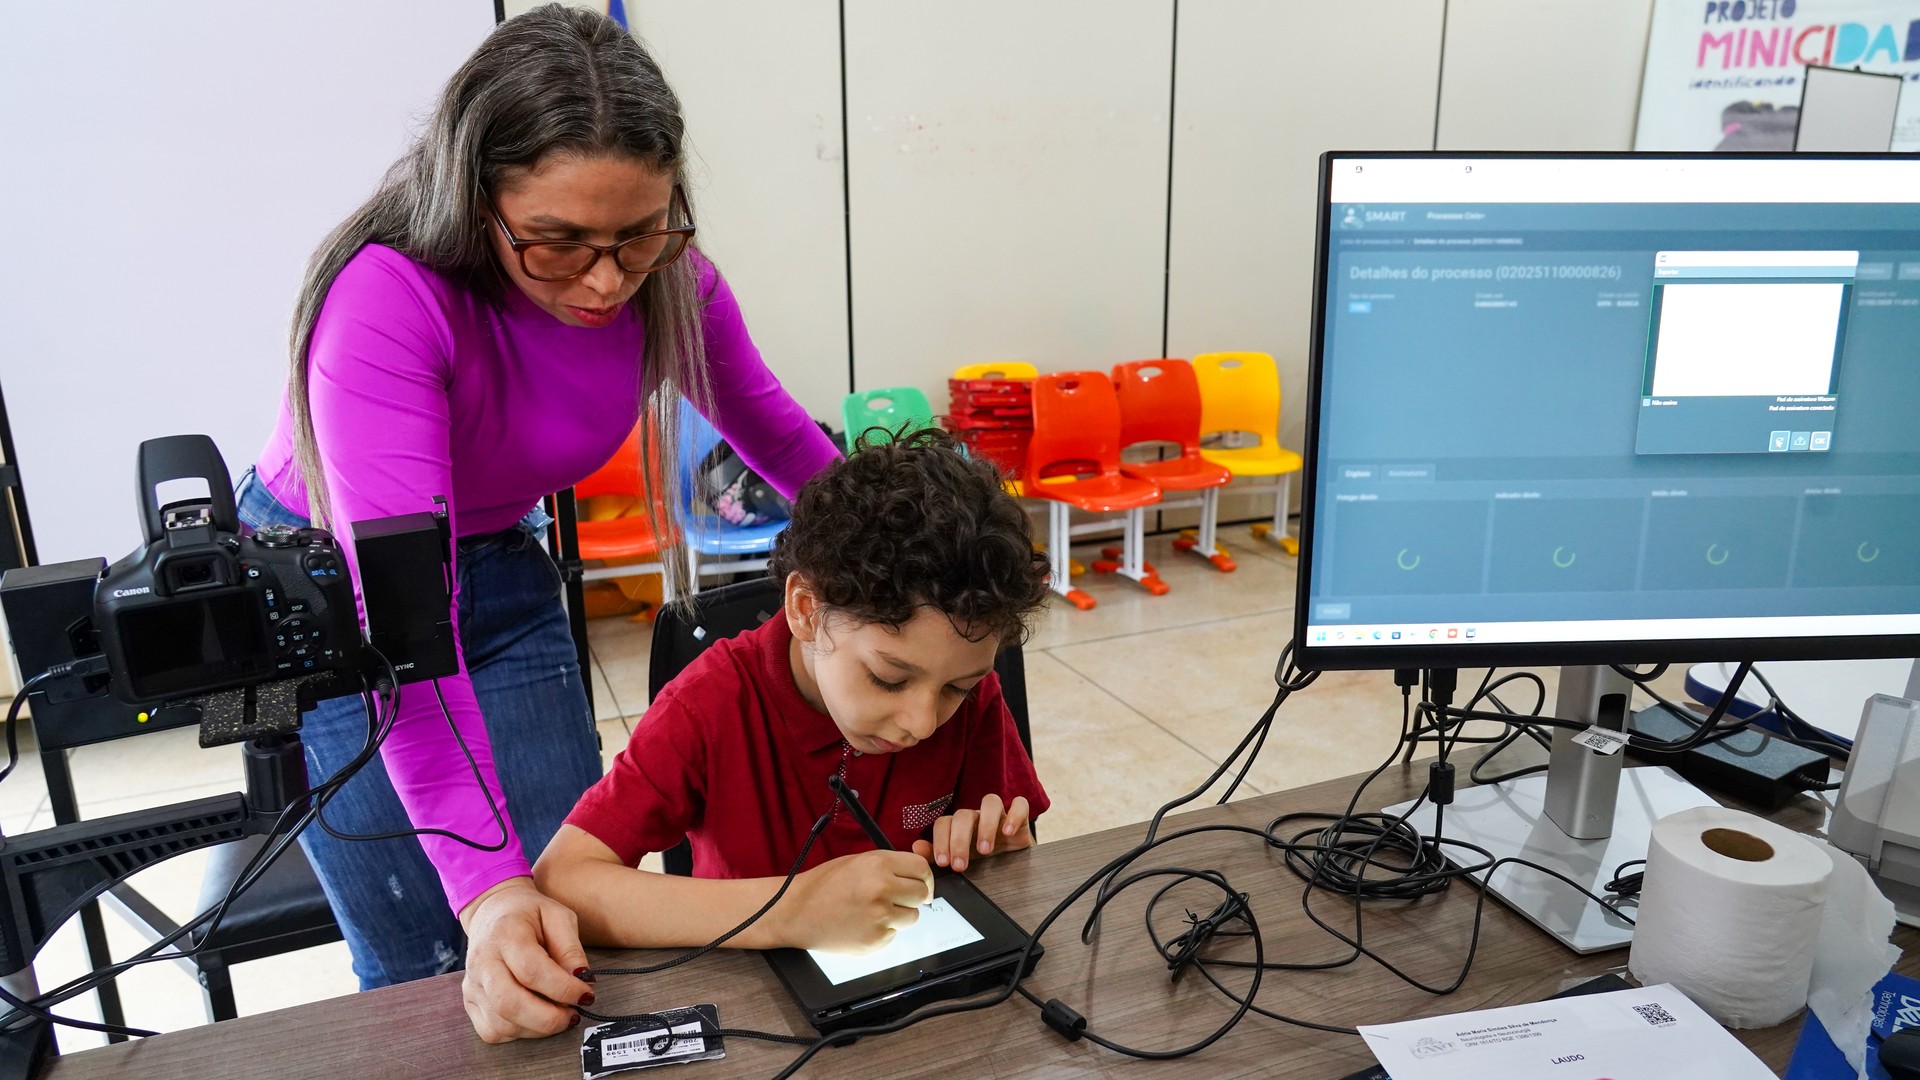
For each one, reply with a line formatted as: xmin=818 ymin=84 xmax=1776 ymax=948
xmin=312 ymin=680 xmax=510 ymax=851
xmin=0 ymin=680 xmax=394 ymax=1027
xmin=1085 ymin=641 xmax=1317 ymax=936
xmin=586 ymin=810 xmax=833 ymax=979
xmin=1629 ymin=671 xmax=1848 ymax=759
xmin=0 ymin=650 xmax=459 ymax=1028
xmin=0 ymin=669 xmax=53 ymax=789
xmin=1606 ymin=858 xmax=1646 ymax=900
xmin=578 ymin=650 xmax=1696 ymax=1076
xmin=766 ymin=821 xmax=1284 ymax=1079
xmin=0 ymin=981 xmax=157 ymax=1040
xmin=0 ymin=661 xmax=104 ymax=790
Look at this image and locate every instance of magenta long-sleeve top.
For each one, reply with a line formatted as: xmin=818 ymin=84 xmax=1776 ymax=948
xmin=254 ymin=243 xmax=840 ymax=912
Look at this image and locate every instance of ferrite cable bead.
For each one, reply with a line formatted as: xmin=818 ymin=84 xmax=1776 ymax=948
xmin=1041 ymin=998 xmax=1087 ymax=1041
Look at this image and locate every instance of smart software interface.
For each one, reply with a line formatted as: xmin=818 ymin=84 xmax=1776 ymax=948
xmin=1304 ymin=157 xmax=1920 ymax=651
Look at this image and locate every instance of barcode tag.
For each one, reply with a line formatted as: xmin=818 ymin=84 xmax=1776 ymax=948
xmin=604 ymin=1023 xmax=703 ymax=1065
xmin=582 ymin=1004 xmax=725 ymax=1078
xmin=1572 ymin=726 xmax=1630 ymax=755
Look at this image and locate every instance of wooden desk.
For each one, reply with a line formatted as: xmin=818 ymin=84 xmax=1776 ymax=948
xmin=44 ymin=765 xmax=1914 ymax=1079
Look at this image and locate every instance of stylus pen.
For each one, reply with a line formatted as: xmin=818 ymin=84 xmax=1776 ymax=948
xmin=828 ymin=774 xmax=895 ymax=851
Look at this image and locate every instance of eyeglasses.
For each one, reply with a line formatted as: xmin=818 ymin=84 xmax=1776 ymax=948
xmin=486 ymin=185 xmax=695 ymax=282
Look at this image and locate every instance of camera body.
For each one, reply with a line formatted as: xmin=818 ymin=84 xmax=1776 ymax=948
xmin=91 ymin=436 xmax=360 ymax=704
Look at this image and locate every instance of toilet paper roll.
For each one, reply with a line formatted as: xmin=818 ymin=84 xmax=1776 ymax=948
xmin=1627 ymin=805 xmax=1833 ymax=1028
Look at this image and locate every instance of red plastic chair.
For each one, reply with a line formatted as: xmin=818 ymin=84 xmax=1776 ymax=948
xmin=575 ymin=421 xmax=677 ymax=612
xmin=1026 ymin=371 xmax=1165 ymax=610
xmin=1111 ymin=359 xmax=1236 ymax=573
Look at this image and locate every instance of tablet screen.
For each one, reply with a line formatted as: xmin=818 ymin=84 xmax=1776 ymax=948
xmin=806 ymin=897 xmax=985 ymax=986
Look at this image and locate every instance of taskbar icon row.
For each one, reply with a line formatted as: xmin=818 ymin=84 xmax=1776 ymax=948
xmin=1313 ymin=626 xmax=1478 ymax=644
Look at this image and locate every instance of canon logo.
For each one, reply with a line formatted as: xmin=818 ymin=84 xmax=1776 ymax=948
xmin=111 ymin=587 xmax=152 ymax=598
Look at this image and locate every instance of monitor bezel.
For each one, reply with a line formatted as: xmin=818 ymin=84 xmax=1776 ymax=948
xmin=1294 ymin=149 xmax=1920 ymax=671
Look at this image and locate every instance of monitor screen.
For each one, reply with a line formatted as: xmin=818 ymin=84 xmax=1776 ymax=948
xmin=1297 ymin=154 xmax=1920 ymax=669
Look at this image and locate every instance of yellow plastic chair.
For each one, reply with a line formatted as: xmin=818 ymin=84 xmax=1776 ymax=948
xmin=952 ymin=360 xmax=1038 ymax=382
xmin=1191 ymin=351 xmax=1304 ymax=555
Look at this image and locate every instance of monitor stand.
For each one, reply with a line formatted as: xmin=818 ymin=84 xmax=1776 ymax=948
xmin=1383 ymin=666 xmax=1719 ymax=954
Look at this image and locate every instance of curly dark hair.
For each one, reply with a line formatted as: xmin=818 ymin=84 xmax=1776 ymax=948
xmin=768 ymin=426 xmax=1051 ymax=643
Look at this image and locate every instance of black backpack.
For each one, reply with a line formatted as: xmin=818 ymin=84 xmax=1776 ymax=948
xmin=696 ymin=422 xmax=841 ymax=526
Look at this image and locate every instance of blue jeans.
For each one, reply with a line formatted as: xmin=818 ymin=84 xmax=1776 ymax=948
xmin=234 ymin=471 xmax=602 ymax=989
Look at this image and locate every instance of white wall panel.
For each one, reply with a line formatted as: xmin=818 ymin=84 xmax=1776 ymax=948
xmin=843 ymin=0 xmax=1174 ymax=406
xmin=1165 ymin=0 xmax=1444 ymax=495
xmin=1435 ymin=0 xmax=1654 ymax=151
xmin=0 ymin=1 xmax=493 ymax=565
xmin=629 ymin=1 xmax=850 ymax=424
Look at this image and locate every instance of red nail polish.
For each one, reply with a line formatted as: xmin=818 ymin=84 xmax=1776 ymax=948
xmin=569 ymin=1013 xmax=582 ymax=1029
xmin=573 ymin=967 xmax=596 ymax=983
xmin=579 ymin=992 xmax=596 ymax=1008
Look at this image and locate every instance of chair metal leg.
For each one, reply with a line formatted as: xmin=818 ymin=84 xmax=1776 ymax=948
xmin=1104 ymin=508 xmax=1168 ymax=595
xmin=1176 ymin=487 xmax=1235 ymax=571
xmin=198 ymin=959 xmax=238 ymax=1025
xmin=1046 ymin=502 xmax=1094 ymax=610
xmin=1273 ymin=474 xmax=1298 ymax=555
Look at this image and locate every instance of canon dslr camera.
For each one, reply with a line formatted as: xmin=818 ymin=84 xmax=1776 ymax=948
xmin=92 ymin=435 xmax=360 ymax=705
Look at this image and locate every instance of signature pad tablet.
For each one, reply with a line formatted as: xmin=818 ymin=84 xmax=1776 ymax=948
xmin=763 ymin=870 xmax=1043 ymax=1033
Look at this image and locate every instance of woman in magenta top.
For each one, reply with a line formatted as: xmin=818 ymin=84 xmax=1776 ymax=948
xmin=238 ymin=6 xmax=838 ymax=1042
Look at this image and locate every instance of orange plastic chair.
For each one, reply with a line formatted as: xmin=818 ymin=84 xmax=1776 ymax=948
xmin=1191 ymin=351 xmax=1304 ymax=555
xmin=575 ymin=420 xmax=677 ymax=614
xmin=1026 ymin=371 xmax=1165 ymax=610
xmin=1111 ymin=359 xmax=1236 ymax=573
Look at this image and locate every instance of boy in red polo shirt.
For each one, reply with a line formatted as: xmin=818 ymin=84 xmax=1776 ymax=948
xmin=536 ymin=428 xmax=1052 ymax=954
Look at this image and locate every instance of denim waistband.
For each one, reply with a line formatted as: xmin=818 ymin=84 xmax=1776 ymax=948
xmin=236 ymin=468 xmax=552 ymax=552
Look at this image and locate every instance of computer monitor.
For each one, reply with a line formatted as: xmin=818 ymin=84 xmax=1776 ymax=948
xmin=1296 ymin=152 xmax=1920 ymax=952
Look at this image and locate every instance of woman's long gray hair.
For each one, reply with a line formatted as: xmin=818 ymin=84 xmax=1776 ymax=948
xmin=287 ymin=3 xmax=707 ymax=597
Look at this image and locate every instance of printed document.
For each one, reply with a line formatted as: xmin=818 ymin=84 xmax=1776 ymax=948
xmin=1358 ymin=983 xmax=1774 ymax=1079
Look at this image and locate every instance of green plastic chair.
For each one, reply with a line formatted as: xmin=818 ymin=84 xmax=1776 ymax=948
xmin=842 ymin=386 xmax=935 ymax=448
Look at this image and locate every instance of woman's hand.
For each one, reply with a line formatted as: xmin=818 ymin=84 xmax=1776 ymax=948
xmin=458 ymin=876 xmax=595 ymax=1043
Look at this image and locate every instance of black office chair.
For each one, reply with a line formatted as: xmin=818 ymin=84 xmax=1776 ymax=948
xmin=107 ymin=833 xmax=343 ymax=1023
xmin=646 ymin=575 xmax=1034 ymax=876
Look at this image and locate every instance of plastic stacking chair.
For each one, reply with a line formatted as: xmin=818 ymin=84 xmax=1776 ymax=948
xmin=676 ymin=398 xmax=787 ymax=597
xmin=1026 ymin=372 xmax=1165 ymax=610
xmin=945 ymin=360 xmax=1085 ymax=575
xmin=1191 ymin=351 xmax=1305 ymax=555
xmin=649 ymin=577 xmax=1037 ymax=875
xmin=1111 ymin=359 xmax=1236 ymax=573
xmin=575 ymin=420 xmax=677 ymax=612
xmin=842 ymin=386 xmax=935 ymax=448
xmin=951 ymin=360 xmax=1038 ymax=382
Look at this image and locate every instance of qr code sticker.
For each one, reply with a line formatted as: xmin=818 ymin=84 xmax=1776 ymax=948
xmin=1632 ymin=1002 xmax=1678 ymax=1027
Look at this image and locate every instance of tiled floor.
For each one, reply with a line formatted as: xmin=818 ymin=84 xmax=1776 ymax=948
xmin=8 ymin=524 xmax=1697 ymax=1054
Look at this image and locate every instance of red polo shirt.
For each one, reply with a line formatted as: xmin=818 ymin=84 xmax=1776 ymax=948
xmin=566 ymin=615 xmax=1049 ymax=879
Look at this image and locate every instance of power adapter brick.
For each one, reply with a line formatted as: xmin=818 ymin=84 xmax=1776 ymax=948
xmin=1628 ymin=703 xmax=1832 ymax=809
